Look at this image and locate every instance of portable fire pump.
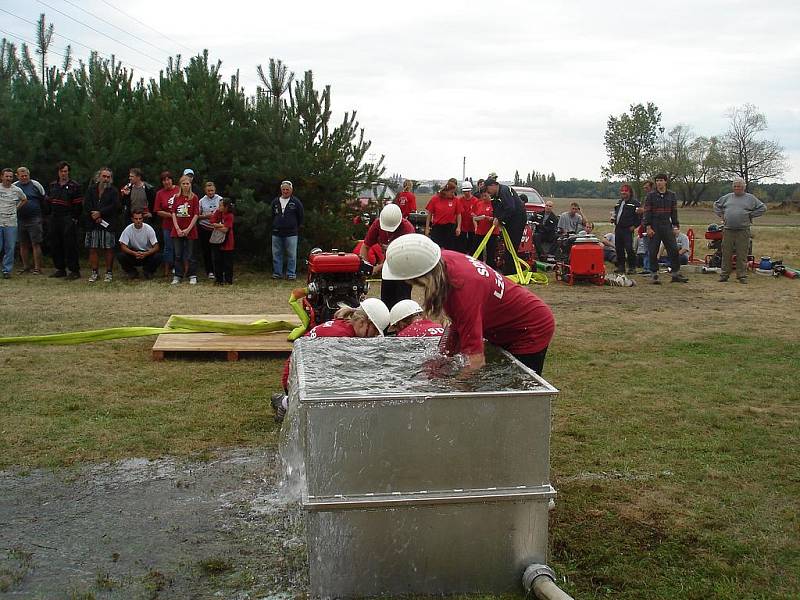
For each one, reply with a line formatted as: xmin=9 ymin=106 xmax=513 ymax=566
xmin=302 ymin=249 xmax=373 ymax=326
xmin=554 ymin=234 xmax=606 ymax=285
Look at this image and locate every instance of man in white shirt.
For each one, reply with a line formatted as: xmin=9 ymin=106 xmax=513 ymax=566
xmin=0 ymin=168 xmax=28 ymax=278
xmin=117 ymin=209 xmax=161 ymax=279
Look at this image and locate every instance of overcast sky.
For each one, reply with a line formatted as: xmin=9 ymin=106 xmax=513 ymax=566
xmin=3 ymin=0 xmax=799 ymax=183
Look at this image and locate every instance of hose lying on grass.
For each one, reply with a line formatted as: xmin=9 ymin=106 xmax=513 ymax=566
xmin=0 ymin=316 xmax=297 ymax=346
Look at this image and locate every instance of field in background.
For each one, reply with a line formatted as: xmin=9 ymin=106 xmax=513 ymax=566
xmin=1 ymin=218 xmax=799 ymax=597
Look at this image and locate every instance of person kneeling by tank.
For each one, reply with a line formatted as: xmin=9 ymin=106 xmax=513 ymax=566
xmin=383 ymin=234 xmax=555 ymax=375
xmin=271 ymin=297 xmax=390 ymax=423
xmin=388 ymin=299 xmax=444 ymax=337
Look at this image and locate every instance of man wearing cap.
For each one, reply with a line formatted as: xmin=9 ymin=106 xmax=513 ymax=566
xmin=713 ymin=177 xmax=766 ymax=283
xmin=643 ymin=174 xmax=687 ymax=284
xmin=611 ymin=184 xmax=641 ymax=274
xmin=484 ymin=177 xmax=527 ymax=276
xmin=270 ymin=180 xmax=304 ymax=280
xmin=360 ymin=203 xmax=415 ymax=309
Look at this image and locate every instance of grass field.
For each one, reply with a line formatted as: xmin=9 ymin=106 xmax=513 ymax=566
xmin=1 ymin=204 xmax=799 ymax=598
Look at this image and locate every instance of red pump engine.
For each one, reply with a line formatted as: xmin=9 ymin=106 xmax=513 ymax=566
xmin=304 ymin=249 xmax=373 ymax=326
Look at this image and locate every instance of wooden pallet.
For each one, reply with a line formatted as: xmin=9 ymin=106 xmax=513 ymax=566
xmin=152 ymin=314 xmax=300 ymax=361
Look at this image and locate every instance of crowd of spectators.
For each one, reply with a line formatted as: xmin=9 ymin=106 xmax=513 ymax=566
xmin=0 ymin=162 xmax=243 ymax=285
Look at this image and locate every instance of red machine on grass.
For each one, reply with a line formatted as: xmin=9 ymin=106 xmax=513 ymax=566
xmin=302 ymin=249 xmax=373 ymax=326
xmin=554 ymin=235 xmax=606 ymax=286
xmin=703 ymin=223 xmax=753 ymax=269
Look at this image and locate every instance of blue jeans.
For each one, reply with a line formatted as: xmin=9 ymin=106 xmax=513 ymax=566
xmin=161 ymin=228 xmax=174 ymax=265
xmin=172 ymin=237 xmax=196 ymax=278
xmin=272 ymin=234 xmax=298 ymax=278
xmin=0 ymin=226 xmax=18 ymax=274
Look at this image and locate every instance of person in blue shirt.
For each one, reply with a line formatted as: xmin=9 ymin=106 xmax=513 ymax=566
xmin=13 ymin=167 xmax=46 ymax=274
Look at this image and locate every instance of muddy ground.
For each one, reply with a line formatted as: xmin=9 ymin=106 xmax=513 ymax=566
xmin=0 ymin=448 xmax=306 ymax=599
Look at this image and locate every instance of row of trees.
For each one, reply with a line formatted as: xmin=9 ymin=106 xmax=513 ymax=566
xmin=602 ymin=102 xmax=793 ymax=206
xmin=0 ymin=15 xmax=384 ymax=257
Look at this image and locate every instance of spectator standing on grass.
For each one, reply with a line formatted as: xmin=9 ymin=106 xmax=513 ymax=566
xmin=0 ymin=168 xmax=27 ymax=279
xmin=153 ymin=171 xmax=178 ymax=278
xmin=13 ymin=167 xmax=45 ymax=275
xmin=170 ymin=175 xmax=199 ymax=285
xmin=359 ymin=203 xmax=415 ymax=309
xmin=557 ymin=202 xmax=584 ymax=234
xmin=611 ymin=183 xmax=641 ymax=274
xmin=643 ymin=174 xmax=687 ymax=284
xmin=533 ymin=200 xmax=559 ymax=258
xmin=48 ymin=161 xmax=83 ymax=279
xmin=424 ymin=184 xmax=460 ymax=251
xmin=713 ymin=177 xmax=767 ymax=284
xmin=271 ymin=180 xmax=304 ymax=280
xmin=485 ymin=177 xmax=527 ymax=276
xmin=83 ymin=167 xmax=121 ymax=283
xmin=210 ymin=198 xmax=235 ymax=285
xmin=198 ymin=181 xmax=222 ymax=280
xmin=117 ymin=209 xmax=161 ymax=279
xmin=393 ymin=180 xmax=417 ymax=218
xmin=120 ymin=168 xmax=154 ymax=224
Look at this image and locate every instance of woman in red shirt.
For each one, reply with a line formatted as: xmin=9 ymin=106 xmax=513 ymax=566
xmin=388 ymin=299 xmax=444 ymax=337
xmin=170 ymin=175 xmax=200 ymax=285
xmin=383 ymin=234 xmax=555 ymax=375
xmin=472 ymin=191 xmax=500 ymax=268
xmin=209 ymin=198 xmax=235 ymax=285
xmin=393 ymin=180 xmax=417 ymax=218
xmin=424 ymin=185 xmax=460 ymax=251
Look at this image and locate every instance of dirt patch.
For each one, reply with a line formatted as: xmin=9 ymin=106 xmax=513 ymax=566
xmin=0 ymin=448 xmax=306 ymax=598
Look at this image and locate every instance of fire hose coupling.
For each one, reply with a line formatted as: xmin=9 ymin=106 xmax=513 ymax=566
xmin=523 ymin=564 xmax=556 ymax=589
xmin=523 ymin=564 xmax=575 ymax=600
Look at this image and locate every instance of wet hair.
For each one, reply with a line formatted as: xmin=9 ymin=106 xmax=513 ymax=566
xmin=333 ymin=305 xmax=373 ymax=333
xmin=409 ymin=260 xmax=449 ymax=320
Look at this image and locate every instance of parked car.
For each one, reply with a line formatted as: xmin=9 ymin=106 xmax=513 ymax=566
xmin=511 ymin=186 xmax=546 ymax=219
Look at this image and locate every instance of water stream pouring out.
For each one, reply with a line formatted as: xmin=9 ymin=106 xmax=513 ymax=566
xmin=279 ymin=337 xmax=560 ymax=598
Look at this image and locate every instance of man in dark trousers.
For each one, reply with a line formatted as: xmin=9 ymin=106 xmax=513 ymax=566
xmin=533 ymin=199 xmax=559 ymax=257
xmin=642 ymin=174 xmax=687 ymax=284
xmin=48 ymin=161 xmax=83 ymax=279
xmin=484 ymin=176 xmax=526 ymax=276
xmin=611 ymin=183 xmax=641 ymax=274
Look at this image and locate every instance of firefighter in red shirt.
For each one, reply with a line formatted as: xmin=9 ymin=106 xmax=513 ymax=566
xmin=383 ymin=234 xmax=555 ymax=374
xmin=388 ymin=299 xmax=444 ymax=337
xmin=359 ymin=203 xmax=415 ymax=309
xmin=424 ymin=185 xmax=460 ymax=251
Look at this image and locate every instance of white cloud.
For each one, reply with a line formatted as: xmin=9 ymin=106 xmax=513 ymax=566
xmin=4 ymin=0 xmax=799 ymax=181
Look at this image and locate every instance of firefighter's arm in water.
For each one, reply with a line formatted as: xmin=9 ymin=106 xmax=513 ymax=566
xmin=287 ymin=288 xmax=311 ymax=341
xmin=464 ymin=352 xmax=486 ymax=371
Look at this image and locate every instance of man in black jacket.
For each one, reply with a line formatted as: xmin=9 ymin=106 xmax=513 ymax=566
xmin=270 ymin=180 xmax=304 ymax=280
xmin=533 ymin=199 xmax=559 ymax=258
xmin=611 ymin=183 xmax=641 ymax=274
xmin=642 ymin=174 xmax=687 ymax=284
xmin=485 ymin=177 xmax=526 ymax=276
xmin=48 ymin=161 xmax=83 ymax=279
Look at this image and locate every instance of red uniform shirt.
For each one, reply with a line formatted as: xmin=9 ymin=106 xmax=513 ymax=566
xmin=397 ymin=319 xmax=445 ymax=337
xmin=426 ymin=194 xmax=458 ymax=225
xmin=154 ymin=187 xmax=178 ymax=230
xmin=307 ymin=318 xmax=357 ymax=339
xmin=441 ymin=250 xmax=554 ymax=356
xmin=473 ymin=199 xmax=499 ymax=236
xmin=363 ymin=218 xmax=415 ymax=250
xmin=354 ymin=240 xmax=385 ymax=265
xmin=394 ymin=191 xmax=417 ymax=218
xmin=170 ymin=194 xmax=200 ymax=239
xmin=458 ymin=195 xmax=476 ymax=233
xmin=210 ymin=210 xmax=235 ymax=251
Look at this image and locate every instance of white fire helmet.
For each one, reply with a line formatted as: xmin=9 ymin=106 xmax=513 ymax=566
xmin=360 ymin=297 xmax=390 ymax=335
xmin=382 ymin=234 xmax=441 ymax=281
xmin=389 ymin=299 xmax=423 ymax=327
xmin=379 ymin=203 xmax=402 ymax=232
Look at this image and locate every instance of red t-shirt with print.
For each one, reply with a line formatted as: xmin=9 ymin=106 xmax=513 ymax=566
xmin=170 ymin=194 xmax=200 ymax=239
xmin=441 ymin=250 xmax=554 ymax=356
xmin=426 ymin=194 xmax=458 ymax=225
xmin=397 ymin=319 xmax=445 ymax=337
xmin=394 ymin=192 xmax=417 ymax=218
xmin=473 ymin=199 xmax=499 ymax=236
xmin=154 ymin=187 xmax=178 ymax=230
xmin=458 ymin=195 xmax=477 ymax=232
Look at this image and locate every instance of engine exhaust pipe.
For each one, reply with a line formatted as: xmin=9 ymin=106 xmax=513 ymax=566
xmin=523 ymin=564 xmax=575 ymax=600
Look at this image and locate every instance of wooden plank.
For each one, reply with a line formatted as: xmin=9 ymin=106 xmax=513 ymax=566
xmin=151 ymin=314 xmax=300 ymax=358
